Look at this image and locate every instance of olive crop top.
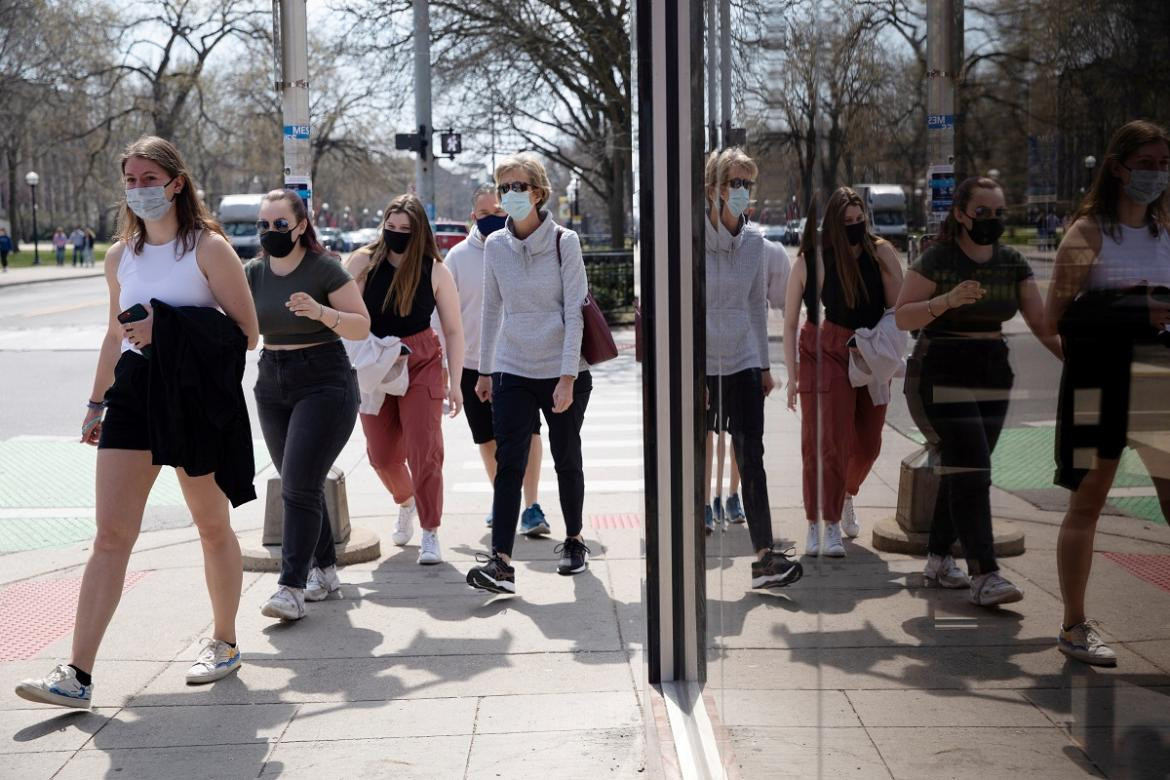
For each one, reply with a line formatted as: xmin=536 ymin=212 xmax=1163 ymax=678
xmin=911 ymin=243 xmax=1034 ymax=333
xmin=245 ymin=252 xmax=353 ymax=345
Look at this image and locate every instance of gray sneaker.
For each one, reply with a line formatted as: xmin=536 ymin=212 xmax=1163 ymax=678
xmin=1058 ymin=620 xmax=1117 ymax=667
xmin=968 ymin=572 xmax=1023 ymax=606
xmin=261 ymin=585 xmax=306 ymax=620
xmin=185 ymin=638 xmax=242 ymax=684
xmin=305 ymin=565 xmax=342 ymax=602
xmin=923 ymin=554 xmax=971 ymax=589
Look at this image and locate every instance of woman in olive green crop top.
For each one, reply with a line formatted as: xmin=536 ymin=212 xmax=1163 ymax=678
xmin=245 ymin=189 xmax=370 ymax=622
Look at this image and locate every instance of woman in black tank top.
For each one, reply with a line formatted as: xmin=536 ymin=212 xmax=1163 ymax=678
xmin=345 ymin=194 xmax=465 ymax=568
xmin=782 ymin=187 xmax=903 ymax=559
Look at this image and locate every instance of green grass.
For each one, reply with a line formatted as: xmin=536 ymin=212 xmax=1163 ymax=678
xmin=5 ymin=243 xmax=111 ymax=269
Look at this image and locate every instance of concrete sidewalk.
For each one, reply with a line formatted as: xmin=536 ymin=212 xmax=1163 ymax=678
xmin=0 ymin=263 xmax=104 ymax=289
xmin=0 ymin=354 xmax=647 ymax=779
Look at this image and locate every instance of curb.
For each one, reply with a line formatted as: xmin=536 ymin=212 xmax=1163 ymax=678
xmin=0 ymin=269 xmax=105 ymax=289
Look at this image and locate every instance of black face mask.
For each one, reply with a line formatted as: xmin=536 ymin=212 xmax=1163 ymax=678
xmin=476 ymin=214 xmax=507 ymax=237
xmin=383 ymin=228 xmax=411 ymax=254
xmin=845 ymin=222 xmax=866 ymax=246
xmin=261 ymin=228 xmax=298 ymax=258
xmin=965 ymin=217 xmax=1005 ymax=246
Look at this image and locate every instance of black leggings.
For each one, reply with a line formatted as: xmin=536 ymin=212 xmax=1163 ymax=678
xmin=905 ymin=337 xmax=1012 ymax=575
xmin=709 ymin=369 xmax=773 ymax=552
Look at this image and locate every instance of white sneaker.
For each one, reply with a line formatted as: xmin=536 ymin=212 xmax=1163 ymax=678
xmin=824 ymin=522 xmax=846 ymax=557
xmin=418 ymin=530 xmax=442 ymax=565
xmin=185 ymin=638 xmax=242 ymax=684
xmin=15 ymin=663 xmax=92 ymax=709
xmin=305 ymin=565 xmax=342 ymax=602
xmin=923 ymin=553 xmax=971 ymax=589
xmin=260 ymin=585 xmax=305 ymax=620
xmin=392 ymin=500 xmax=416 ymax=546
xmin=805 ymin=523 xmax=820 ymax=556
xmin=841 ymin=496 xmax=860 ymax=539
xmin=1058 ymin=620 xmax=1118 ymax=667
xmin=968 ymin=572 xmax=1023 ymax=606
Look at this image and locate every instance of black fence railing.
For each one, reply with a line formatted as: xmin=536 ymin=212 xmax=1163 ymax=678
xmin=583 ymin=250 xmax=635 ymax=325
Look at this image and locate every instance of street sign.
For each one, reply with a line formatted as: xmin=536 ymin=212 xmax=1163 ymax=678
xmin=440 ymin=132 xmax=462 ymax=155
xmin=927 ymin=163 xmax=955 ymax=216
xmin=927 ymin=114 xmax=954 ymax=131
xmin=395 ymin=133 xmax=421 ymax=152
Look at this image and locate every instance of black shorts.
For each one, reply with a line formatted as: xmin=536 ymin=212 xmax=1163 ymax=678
xmin=705 ymin=375 xmax=733 ymax=433
xmin=461 ymin=367 xmax=541 ymax=444
xmin=98 ymin=351 xmax=152 ymax=450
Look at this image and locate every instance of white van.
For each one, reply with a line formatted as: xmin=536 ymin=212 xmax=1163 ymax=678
xmin=217 ymin=194 xmax=264 ymax=260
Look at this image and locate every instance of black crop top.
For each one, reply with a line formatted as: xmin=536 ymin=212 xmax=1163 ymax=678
xmin=363 ymin=257 xmax=436 ymax=338
xmin=911 ymin=243 xmax=1034 ymax=334
xmin=804 ymin=250 xmax=886 ymax=330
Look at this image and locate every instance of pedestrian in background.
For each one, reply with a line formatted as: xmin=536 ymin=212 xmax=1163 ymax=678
xmin=1047 ymin=119 xmax=1170 ymax=667
xmin=0 ymin=227 xmax=12 ymax=272
xmin=702 ymin=146 xmax=802 ymax=590
xmin=71 ymin=226 xmax=86 ymax=267
xmin=53 ymin=227 xmax=67 ymax=266
xmin=347 ymin=193 xmax=464 ymax=566
xmin=85 ymin=227 xmax=96 ymax=267
xmin=896 ymin=175 xmax=1057 ymax=606
xmin=15 ymin=135 xmax=259 ymax=710
xmin=444 ymin=183 xmax=548 ymax=535
xmin=466 ymin=153 xmax=593 ymax=595
xmin=247 ymin=189 xmax=369 ymax=621
xmin=784 ymin=187 xmax=903 ymax=558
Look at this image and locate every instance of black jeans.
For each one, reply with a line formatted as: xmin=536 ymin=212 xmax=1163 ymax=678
xmin=710 ymin=369 xmax=773 ymax=552
xmin=490 ymin=371 xmax=592 ymax=557
xmin=254 ymin=341 xmax=359 ymax=589
xmin=905 ymin=336 xmax=1012 ymax=575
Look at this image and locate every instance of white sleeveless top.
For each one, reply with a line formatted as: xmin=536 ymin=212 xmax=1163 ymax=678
xmin=117 ymin=232 xmax=218 ymax=354
xmin=1086 ymin=220 xmax=1170 ymax=291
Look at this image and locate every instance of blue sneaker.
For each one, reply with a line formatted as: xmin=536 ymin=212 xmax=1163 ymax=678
xmin=726 ymin=493 xmax=746 ymax=524
xmin=520 ymin=503 xmax=551 ymax=537
xmin=704 ymin=505 xmax=715 ymax=534
xmin=15 ymin=664 xmax=92 ymax=709
xmin=713 ymin=496 xmax=725 ymax=523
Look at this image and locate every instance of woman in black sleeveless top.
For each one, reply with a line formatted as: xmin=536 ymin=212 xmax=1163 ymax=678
xmin=782 ymin=187 xmax=903 ymax=559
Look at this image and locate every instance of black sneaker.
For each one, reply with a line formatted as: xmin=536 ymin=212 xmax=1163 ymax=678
xmin=751 ymin=547 xmax=803 ymax=590
xmin=466 ymin=553 xmax=516 ymax=594
xmin=554 ymin=537 xmax=590 ymax=575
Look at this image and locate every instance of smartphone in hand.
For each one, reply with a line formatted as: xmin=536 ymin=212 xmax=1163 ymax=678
xmin=117 ymin=303 xmax=153 ymax=358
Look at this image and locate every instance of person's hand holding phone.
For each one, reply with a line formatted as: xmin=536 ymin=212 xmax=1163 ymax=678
xmin=119 ymin=303 xmax=154 ymax=355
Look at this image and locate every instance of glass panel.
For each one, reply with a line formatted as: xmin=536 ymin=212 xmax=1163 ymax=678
xmin=704 ymin=0 xmax=1170 ymax=775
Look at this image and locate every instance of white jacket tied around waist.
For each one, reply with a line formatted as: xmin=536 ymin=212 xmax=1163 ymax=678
xmin=847 ymin=308 xmax=907 ymax=406
xmin=344 ymin=335 xmax=410 ymax=415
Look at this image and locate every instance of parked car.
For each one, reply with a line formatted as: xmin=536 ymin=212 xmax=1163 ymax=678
xmin=784 ymin=218 xmax=806 ymax=246
xmin=433 ymin=220 xmax=469 ymax=257
xmin=762 ymin=223 xmax=787 ymax=244
xmin=217 ymin=194 xmax=264 ymax=259
xmin=317 ymin=226 xmax=343 ymax=252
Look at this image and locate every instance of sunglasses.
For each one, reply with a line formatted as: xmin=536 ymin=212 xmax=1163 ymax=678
xmin=256 ymin=218 xmax=294 ymax=233
xmin=726 ymin=178 xmax=755 ymax=189
xmin=497 ymin=181 xmax=532 ymax=197
xmin=967 ymin=207 xmax=1006 ymax=219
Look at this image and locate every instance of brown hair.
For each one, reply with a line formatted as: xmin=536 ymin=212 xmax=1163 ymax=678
xmin=937 ymin=177 xmax=1001 ymax=245
xmin=1074 ymin=119 xmax=1170 ymax=239
xmin=260 ymin=189 xmax=333 ymax=257
xmin=820 ymin=187 xmax=880 ymax=310
xmin=116 ymin=136 xmax=224 ymax=256
xmin=358 ymin=193 xmax=442 ymax=317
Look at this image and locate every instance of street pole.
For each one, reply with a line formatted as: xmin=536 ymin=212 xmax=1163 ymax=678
xmin=25 ymin=171 xmax=40 ymax=266
xmin=925 ymin=0 xmax=959 ymax=235
xmin=706 ymin=0 xmax=718 ymax=151
xmin=719 ymin=0 xmax=731 ymax=148
xmin=414 ymin=0 xmax=435 ymax=222
xmin=275 ymin=0 xmax=312 ymax=216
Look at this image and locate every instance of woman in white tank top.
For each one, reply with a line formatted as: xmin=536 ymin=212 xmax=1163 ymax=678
xmin=14 ymin=136 xmax=259 ymax=711
xmin=1046 ymin=120 xmax=1170 ymax=669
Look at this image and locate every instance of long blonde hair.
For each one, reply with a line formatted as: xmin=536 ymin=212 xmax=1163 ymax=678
xmin=358 ymin=193 xmax=443 ymax=316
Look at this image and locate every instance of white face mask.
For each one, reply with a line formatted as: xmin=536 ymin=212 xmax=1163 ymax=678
xmin=125 ymin=182 xmax=174 ymax=222
xmin=726 ymin=186 xmax=750 ymax=218
xmin=1123 ymin=168 xmax=1169 ymax=205
xmin=500 ymin=190 xmax=534 ymax=222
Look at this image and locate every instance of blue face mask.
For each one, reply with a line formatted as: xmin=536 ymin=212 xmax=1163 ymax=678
xmin=500 ymin=190 xmax=534 ymax=222
xmin=476 ymin=214 xmax=507 ymax=237
xmin=726 ymin=186 xmax=750 ymax=218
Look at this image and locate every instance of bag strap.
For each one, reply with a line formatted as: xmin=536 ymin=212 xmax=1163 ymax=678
xmin=554 ymin=225 xmax=563 ymax=265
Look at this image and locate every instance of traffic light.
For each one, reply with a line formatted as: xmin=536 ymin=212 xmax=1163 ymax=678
xmin=440 ymin=132 xmax=462 ymax=156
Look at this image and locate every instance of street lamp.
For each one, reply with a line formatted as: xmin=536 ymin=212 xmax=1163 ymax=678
xmin=196 ymin=188 xmax=206 ymax=204
xmin=1083 ymin=155 xmax=1097 ymax=192
xmin=987 ymin=168 xmax=1001 ymax=181
xmin=24 ymin=170 xmax=40 ymax=266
